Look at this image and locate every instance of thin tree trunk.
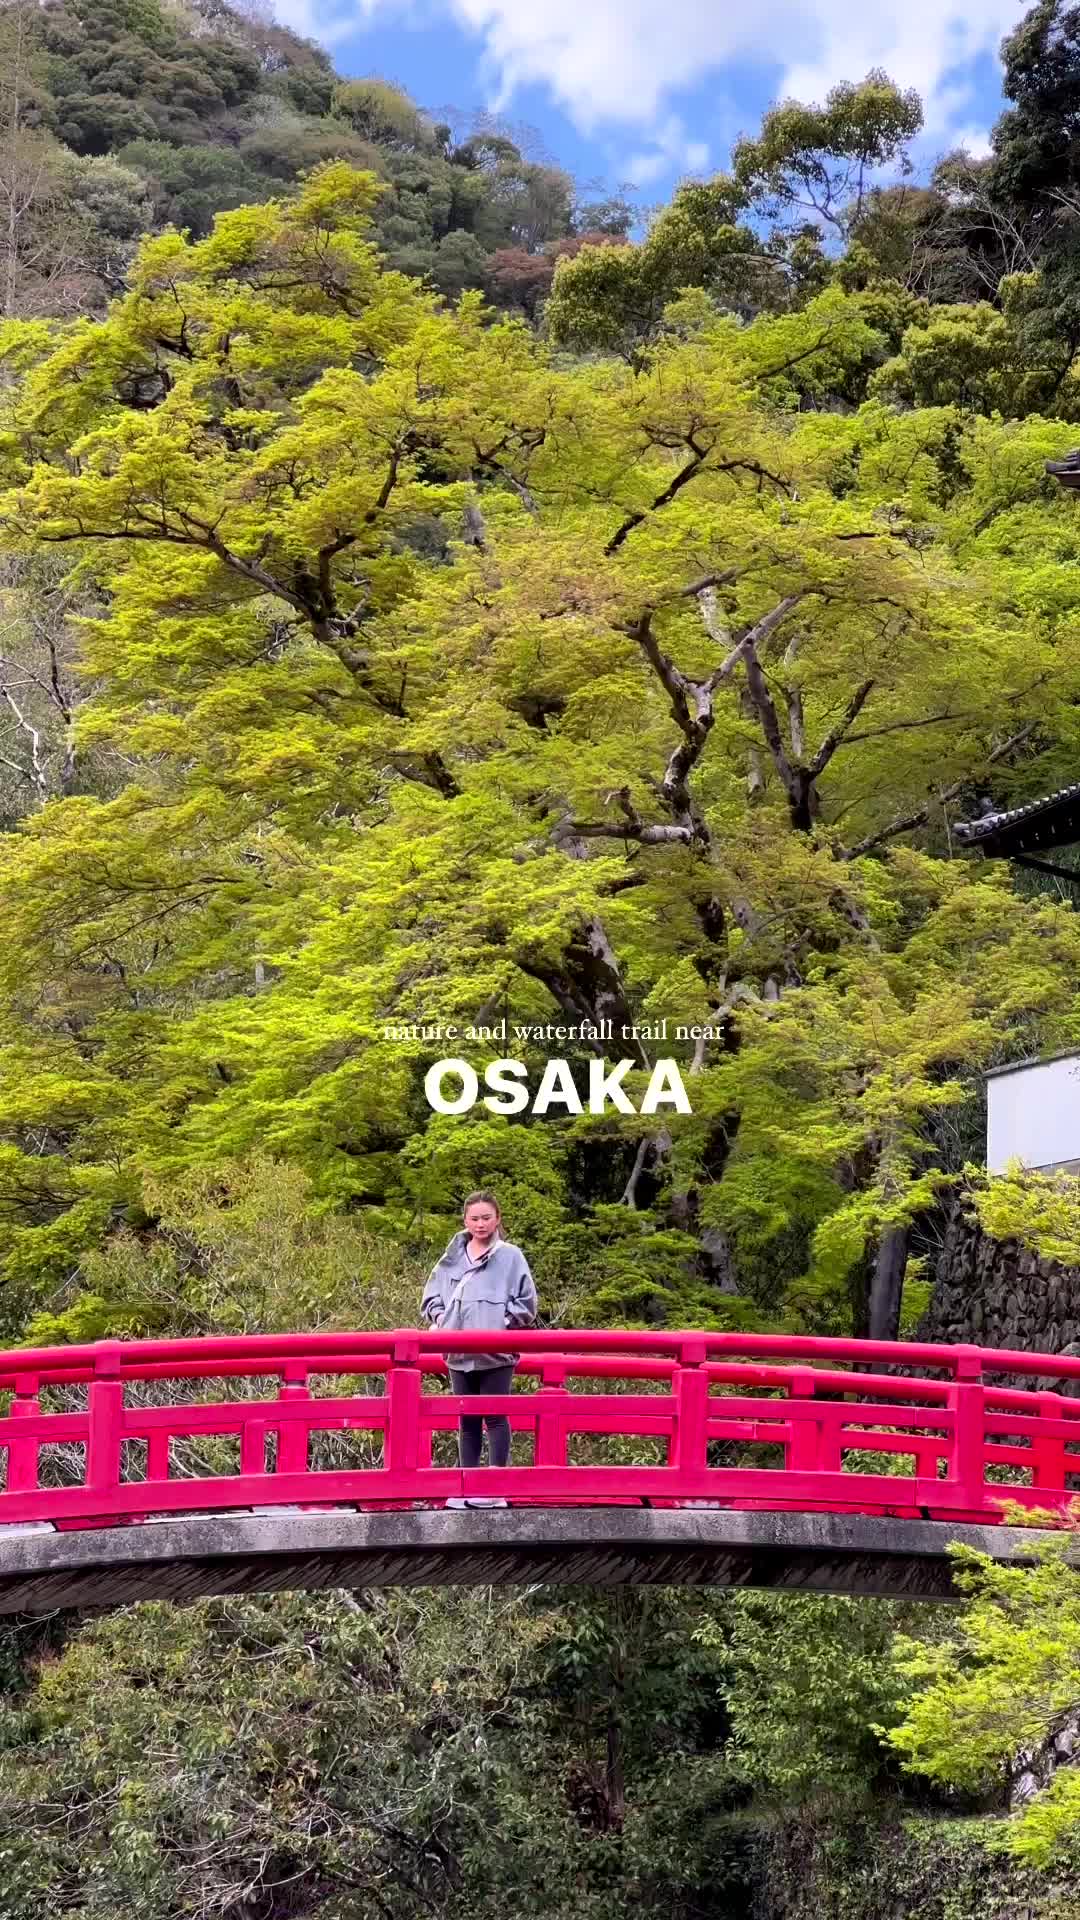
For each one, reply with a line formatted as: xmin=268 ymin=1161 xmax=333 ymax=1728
xmin=2 ymin=8 xmax=23 ymax=321
xmin=604 ymin=1705 xmax=626 ymax=1831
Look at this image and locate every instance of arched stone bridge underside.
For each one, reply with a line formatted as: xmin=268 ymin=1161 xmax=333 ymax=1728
xmin=2 ymin=1326 xmax=1080 ymax=1614
xmin=0 ymin=1505 xmax=1060 ymax=1616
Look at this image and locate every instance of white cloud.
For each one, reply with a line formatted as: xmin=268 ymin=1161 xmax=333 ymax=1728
xmin=275 ymin=0 xmax=378 ymax=43
xmin=625 ymin=116 xmax=710 ymax=185
xmin=277 ymin=0 xmax=1023 ymax=148
xmin=948 ymin=124 xmax=994 ymax=160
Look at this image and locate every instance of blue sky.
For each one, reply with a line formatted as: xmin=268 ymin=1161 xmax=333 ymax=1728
xmin=275 ymin=0 xmax=1029 ymax=217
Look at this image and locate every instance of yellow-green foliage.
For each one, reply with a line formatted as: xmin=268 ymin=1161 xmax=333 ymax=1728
xmin=973 ymin=1166 xmax=1080 ymax=1268
xmin=888 ymin=1537 xmax=1080 ymax=1864
xmin=3 ymin=164 xmax=1080 ymax=1334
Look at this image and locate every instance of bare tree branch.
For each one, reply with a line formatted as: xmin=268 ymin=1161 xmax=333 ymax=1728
xmin=738 ymin=598 xmax=805 ymax=805
xmin=666 ymin=568 xmax=740 ymax=605
xmin=605 ymin=444 xmax=708 ymax=554
xmin=808 ymin=677 xmax=875 ymax=778
xmin=569 ymin=816 xmax=693 ymax=845
xmin=0 ymin=679 xmax=46 ymax=799
xmin=605 ymin=447 xmax=794 ymax=556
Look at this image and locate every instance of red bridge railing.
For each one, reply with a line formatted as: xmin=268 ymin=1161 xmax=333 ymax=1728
xmin=2 ymin=1328 xmax=1080 ymax=1531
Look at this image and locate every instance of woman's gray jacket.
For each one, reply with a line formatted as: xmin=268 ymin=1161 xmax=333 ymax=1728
xmin=421 ymin=1233 xmax=538 ymax=1371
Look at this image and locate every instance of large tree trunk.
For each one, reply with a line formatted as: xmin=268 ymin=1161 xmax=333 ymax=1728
xmin=867 ymin=1224 xmax=909 ymax=1340
xmin=604 ymin=1706 xmax=626 ymax=1832
xmin=517 ymin=915 xmax=649 ymax=1066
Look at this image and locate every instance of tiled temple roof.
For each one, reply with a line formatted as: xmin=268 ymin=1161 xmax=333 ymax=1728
xmin=954 ymin=781 xmax=1080 ymax=855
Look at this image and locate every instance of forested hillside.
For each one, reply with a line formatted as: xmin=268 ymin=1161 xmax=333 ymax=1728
xmin=0 ymin=0 xmax=629 ymax=320
xmin=6 ymin=1 xmax=1080 ymax=1914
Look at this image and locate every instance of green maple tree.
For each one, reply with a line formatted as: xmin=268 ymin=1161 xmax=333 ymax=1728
xmin=1 ymin=161 xmax=1080 ymax=1336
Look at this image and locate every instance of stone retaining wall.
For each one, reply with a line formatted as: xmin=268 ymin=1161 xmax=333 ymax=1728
xmin=919 ymin=1195 xmax=1080 ymax=1357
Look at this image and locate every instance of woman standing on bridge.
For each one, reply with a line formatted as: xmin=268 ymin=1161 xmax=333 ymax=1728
xmin=421 ymin=1191 xmax=537 ymax=1494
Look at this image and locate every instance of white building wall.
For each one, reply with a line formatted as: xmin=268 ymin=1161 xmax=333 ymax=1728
xmin=987 ymin=1054 xmax=1080 ymax=1175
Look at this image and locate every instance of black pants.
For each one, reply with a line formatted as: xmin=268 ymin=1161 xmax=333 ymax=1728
xmin=449 ymin=1364 xmax=514 ymax=1468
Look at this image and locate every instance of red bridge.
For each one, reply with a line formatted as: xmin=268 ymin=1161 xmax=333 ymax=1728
xmin=1 ymin=1328 xmax=1078 ymax=1613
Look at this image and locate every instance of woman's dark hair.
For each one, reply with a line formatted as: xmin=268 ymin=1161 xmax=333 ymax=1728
xmin=462 ymin=1189 xmax=501 ymax=1218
